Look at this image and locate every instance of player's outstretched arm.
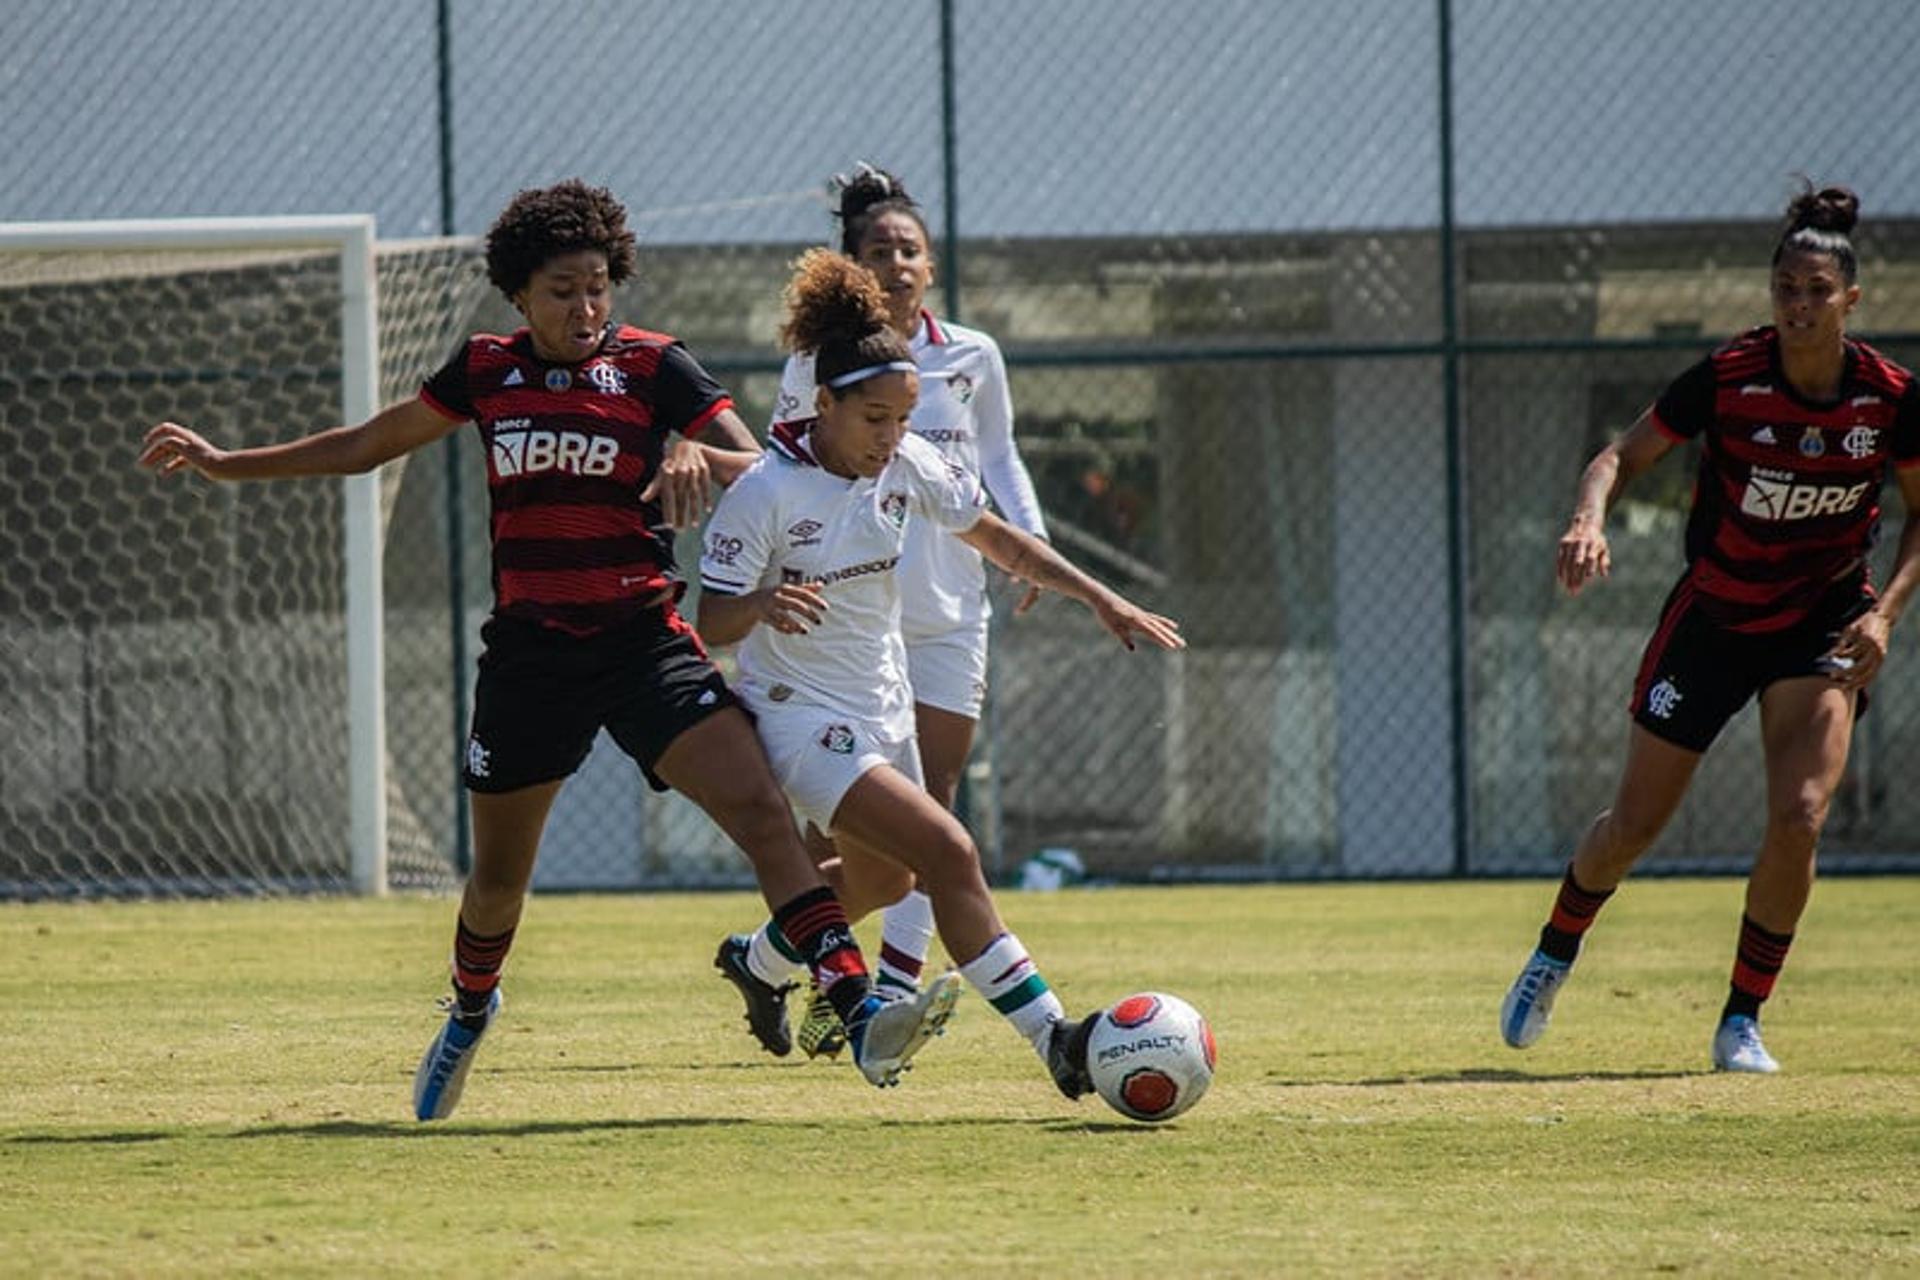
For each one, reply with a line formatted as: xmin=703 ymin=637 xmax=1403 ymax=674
xmin=957 ymin=512 xmax=1183 ymax=652
xmin=1558 ymin=409 xmax=1677 ymax=598
xmin=138 ymin=397 xmax=461 ymax=483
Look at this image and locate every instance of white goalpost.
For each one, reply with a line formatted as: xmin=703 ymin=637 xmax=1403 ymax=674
xmin=0 ymin=215 xmax=389 ymax=894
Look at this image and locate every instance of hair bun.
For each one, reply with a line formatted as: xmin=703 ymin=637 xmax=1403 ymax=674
xmin=1787 ymin=182 xmax=1859 ymax=236
xmin=779 ymin=248 xmax=892 ymax=355
xmin=832 ymin=162 xmax=913 ymax=221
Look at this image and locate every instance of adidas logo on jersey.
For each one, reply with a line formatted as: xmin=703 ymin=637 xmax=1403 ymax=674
xmin=502 ymin=368 xmax=525 ymax=387
xmin=1752 ymin=426 xmax=1776 ymax=445
xmin=492 ymin=429 xmax=619 ymax=478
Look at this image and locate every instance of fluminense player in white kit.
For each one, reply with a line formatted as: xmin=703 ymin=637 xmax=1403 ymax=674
xmin=712 ymin=165 xmax=1053 ymax=1059
xmin=699 ymin=250 xmax=1184 ymax=1099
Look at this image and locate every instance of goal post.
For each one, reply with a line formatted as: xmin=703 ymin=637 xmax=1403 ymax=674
xmin=0 ymin=215 xmax=389 ymax=894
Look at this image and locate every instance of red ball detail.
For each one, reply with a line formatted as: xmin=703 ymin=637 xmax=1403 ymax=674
xmin=1200 ymin=1019 xmax=1218 ymax=1070
xmin=1119 ymin=1068 xmax=1179 ymax=1117
xmin=1107 ymin=994 xmax=1162 ymax=1029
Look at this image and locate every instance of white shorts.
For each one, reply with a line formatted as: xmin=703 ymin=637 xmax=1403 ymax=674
xmin=904 ymin=621 xmax=989 ymax=720
xmin=753 ymin=701 xmax=924 ymax=832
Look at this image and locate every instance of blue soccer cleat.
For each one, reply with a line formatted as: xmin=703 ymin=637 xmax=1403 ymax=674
xmin=413 ymin=988 xmax=501 ymax=1121
xmin=1501 ymin=949 xmax=1572 ymax=1049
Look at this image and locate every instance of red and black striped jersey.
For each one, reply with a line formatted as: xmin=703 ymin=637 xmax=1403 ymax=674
xmin=1651 ymin=326 xmax=1920 ymax=632
xmin=420 ymin=323 xmax=734 ymax=636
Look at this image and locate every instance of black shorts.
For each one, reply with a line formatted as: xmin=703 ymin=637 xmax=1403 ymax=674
xmin=462 ymin=604 xmax=739 ymax=794
xmin=1629 ymin=573 xmax=1872 ymax=753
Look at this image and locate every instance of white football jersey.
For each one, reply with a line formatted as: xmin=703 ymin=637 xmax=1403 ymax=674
xmin=699 ymin=426 xmax=986 ymax=736
xmin=770 ymin=311 xmax=1045 ymax=641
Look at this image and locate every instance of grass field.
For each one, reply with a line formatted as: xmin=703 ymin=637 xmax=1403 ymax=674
xmin=2 ymin=878 xmax=1916 ymax=1277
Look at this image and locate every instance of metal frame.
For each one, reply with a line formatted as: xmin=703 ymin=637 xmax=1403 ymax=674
xmin=0 ymin=215 xmax=389 ymax=894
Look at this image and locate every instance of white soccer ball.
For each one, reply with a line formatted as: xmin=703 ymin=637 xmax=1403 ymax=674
xmin=1086 ymin=992 xmax=1216 ymax=1122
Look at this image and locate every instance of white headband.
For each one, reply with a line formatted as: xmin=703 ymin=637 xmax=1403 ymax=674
xmin=825 ymin=360 xmax=917 ymax=390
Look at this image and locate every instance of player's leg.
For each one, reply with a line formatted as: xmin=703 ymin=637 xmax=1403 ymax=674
xmin=830 ymin=765 xmax=1094 ymax=1098
xmin=414 ymin=781 xmax=565 ymax=1121
xmin=788 ymin=705 xmax=967 ymax=1016
xmin=739 ymin=830 xmax=917 ymax=1060
xmin=1712 ymin=675 xmax=1854 ymax=1072
xmin=861 ymin=701 xmax=974 ymax=996
xmin=1504 ymin=590 xmax=1737 ymax=1052
xmin=417 ymin=616 xmax=603 ymax=1121
xmin=651 ymin=706 xmax=880 ymax=1057
xmin=870 ymin=632 xmax=987 ymax=997
xmin=793 ymin=835 xmax=921 ymax=1060
xmin=1502 ymin=723 xmax=1702 ymax=1049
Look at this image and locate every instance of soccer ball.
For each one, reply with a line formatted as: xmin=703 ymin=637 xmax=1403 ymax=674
xmin=1086 ymin=992 xmax=1216 ymax=1122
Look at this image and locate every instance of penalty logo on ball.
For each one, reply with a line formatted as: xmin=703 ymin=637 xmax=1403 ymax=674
xmin=1087 ymin=991 xmax=1216 ymax=1123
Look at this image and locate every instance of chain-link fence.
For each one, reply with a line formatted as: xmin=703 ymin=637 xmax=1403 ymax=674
xmin=4 ymin=1 xmax=1919 ymax=894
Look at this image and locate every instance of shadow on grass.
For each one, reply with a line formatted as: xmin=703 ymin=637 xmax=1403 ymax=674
xmin=6 ymin=1112 xmax=1159 ymax=1145
xmin=1267 ymin=1066 xmax=1709 ymax=1087
xmin=7 ymin=1116 xmax=774 ymax=1144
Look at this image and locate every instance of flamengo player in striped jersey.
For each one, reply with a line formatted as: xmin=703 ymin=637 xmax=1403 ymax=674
xmin=1500 ymin=183 xmax=1920 ymax=1073
xmin=713 ymin=165 xmax=1052 ymax=1061
xmin=138 ymin=179 xmax=957 ymax=1117
xmin=697 ymin=250 xmax=1183 ymax=1099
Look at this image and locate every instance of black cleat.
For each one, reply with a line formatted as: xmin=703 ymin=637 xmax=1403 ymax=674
xmin=714 ymin=933 xmax=795 ymax=1057
xmin=1046 ymin=1014 xmax=1096 ymax=1100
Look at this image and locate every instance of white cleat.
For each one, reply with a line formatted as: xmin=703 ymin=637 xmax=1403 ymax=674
xmin=1711 ymin=1015 xmax=1780 ymax=1074
xmin=1501 ymin=949 xmax=1572 ymax=1049
xmin=848 ymin=971 xmax=963 ymax=1087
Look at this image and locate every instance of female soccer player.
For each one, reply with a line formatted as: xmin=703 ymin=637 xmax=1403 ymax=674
xmin=698 ymin=249 xmax=1183 ymax=1099
xmin=137 ymin=179 xmax=954 ymax=1118
xmin=714 ymin=165 xmax=1053 ymax=1059
xmin=1500 ymin=183 xmax=1920 ymax=1072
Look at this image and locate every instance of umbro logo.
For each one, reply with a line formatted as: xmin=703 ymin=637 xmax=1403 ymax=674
xmin=787 ymin=518 xmax=824 ymax=547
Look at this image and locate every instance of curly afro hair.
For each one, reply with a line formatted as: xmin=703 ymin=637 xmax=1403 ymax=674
xmin=484 ymin=179 xmax=638 ymax=299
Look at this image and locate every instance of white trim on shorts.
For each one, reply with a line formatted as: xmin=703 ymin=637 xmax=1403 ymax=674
xmin=753 ymin=699 xmax=925 ymax=832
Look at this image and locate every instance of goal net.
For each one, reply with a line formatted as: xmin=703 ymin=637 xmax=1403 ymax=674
xmin=0 ymin=218 xmax=490 ymax=897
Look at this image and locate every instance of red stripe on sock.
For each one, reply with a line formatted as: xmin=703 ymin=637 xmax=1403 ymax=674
xmin=1547 ymin=870 xmax=1612 ymax=936
xmin=879 ymin=942 xmax=925 ymax=978
xmin=1731 ymin=959 xmax=1780 ymax=1000
xmin=785 ymin=902 xmax=847 ymax=942
xmin=454 ymin=967 xmax=503 ymax=993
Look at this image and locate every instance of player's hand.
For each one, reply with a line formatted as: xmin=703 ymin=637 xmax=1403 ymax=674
xmin=1557 ymin=516 xmax=1611 ymax=597
xmin=642 ymin=438 xmax=713 ymax=528
xmin=1090 ymin=591 xmax=1184 ymax=653
xmin=1822 ymin=610 xmax=1890 ymax=690
xmin=758 ymin=582 xmax=827 ymax=635
xmin=1012 ymin=583 xmax=1045 ymax=616
xmin=138 ymin=422 xmax=228 ymax=480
